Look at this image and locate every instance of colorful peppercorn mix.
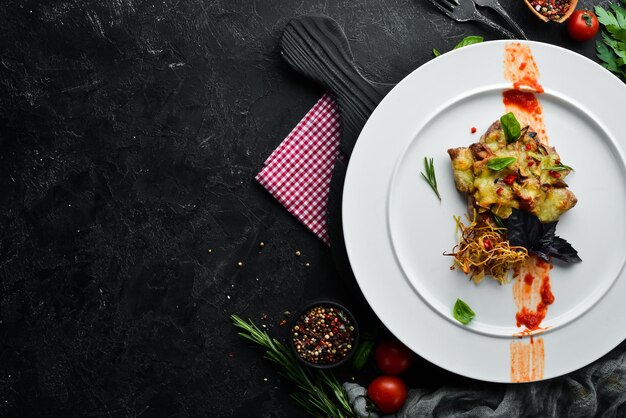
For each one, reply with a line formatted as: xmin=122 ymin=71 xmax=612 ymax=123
xmin=529 ymin=0 xmax=570 ymax=21
xmin=291 ymin=305 xmax=356 ymax=365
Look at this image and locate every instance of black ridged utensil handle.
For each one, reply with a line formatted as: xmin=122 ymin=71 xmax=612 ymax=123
xmin=280 ymin=15 xmax=394 ymax=156
xmin=279 ymin=16 xmax=398 ymax=322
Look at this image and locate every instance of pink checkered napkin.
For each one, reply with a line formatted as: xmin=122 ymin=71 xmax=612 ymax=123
xmin=255 ymin=93 xmax=341 ymax=245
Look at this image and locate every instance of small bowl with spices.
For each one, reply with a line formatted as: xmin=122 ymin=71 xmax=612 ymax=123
xmin=290 ymin=299 xmax=359 ymax=369
xmin=524 ymin=0 xmax=578 ymax=23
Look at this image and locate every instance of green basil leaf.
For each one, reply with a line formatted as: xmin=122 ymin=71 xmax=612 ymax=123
xmin=500 ymin=112 xmax=521 ymax=143
xmin=351 ymin=340 xmax=374 ymax=371
xmin=487 ymin=156 xmax=516 ymax=171
xmin=433 ymin=35 xmax=482 ymax=59
xmin=453 ymin=299 xmax=475 ymax=325
xmin=454 ymin=36 xmax=484 ymax=49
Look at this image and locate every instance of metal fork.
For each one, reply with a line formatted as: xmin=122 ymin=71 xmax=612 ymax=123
xmin=473 ymin=0 xmax=528 ymax=40
xmin=427 ymin=0 xmax=517 ymax=40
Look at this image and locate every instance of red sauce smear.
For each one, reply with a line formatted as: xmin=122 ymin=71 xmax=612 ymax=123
xmin=505 ymin=43 xmax=553 ymax=383
xmin=510 ymin=337 xmax=544 ymax=383
xmin=515 ymin=274 xmax=555 ymax=330
xmin=540 ymin=275 xmax=555 ymax=305
xmin=503 ymin=43 xmax=547 ymax=143
xmin=503 ymin=90 xmax=542 ymax=115
xmin=513 ymin=78 xmax=544 ymax=94
xmin=523 ymin=273 xmax=535 ymax=285
xmin=515 ymin=308 xmax=544 ymax=330
xmin=536 ymin=257 xmax=552 ymax=270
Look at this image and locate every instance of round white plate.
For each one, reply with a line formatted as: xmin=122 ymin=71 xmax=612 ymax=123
xmin=342 ymin=40 xmax=626 ymax=383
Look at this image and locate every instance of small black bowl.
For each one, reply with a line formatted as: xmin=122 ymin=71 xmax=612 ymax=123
xmin=289 ymin=299 xmax=360 ymax=369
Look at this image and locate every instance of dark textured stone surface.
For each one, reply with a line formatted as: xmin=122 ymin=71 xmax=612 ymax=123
xmin=0 ymin=0 xmax=608 ymax=416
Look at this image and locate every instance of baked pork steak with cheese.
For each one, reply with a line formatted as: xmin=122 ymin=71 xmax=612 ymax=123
xmin=448 ymin=120 xmax=577 ymax=223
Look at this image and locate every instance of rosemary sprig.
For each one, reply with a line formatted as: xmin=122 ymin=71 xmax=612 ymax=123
xmin=420 ymin=157 xmax=441 ymax=201
xmin=231 ymin=315 xmax=357 ymax=418
xmin=492 ymin=214 xmax=507 ymax=231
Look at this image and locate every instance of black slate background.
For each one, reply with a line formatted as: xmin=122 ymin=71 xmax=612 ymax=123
xmin=0 ymin=0 xmax=611 ymax=416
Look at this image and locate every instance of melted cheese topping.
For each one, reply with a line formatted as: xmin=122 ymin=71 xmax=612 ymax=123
xmin=448 ymin=121 xmax=577 ymax=223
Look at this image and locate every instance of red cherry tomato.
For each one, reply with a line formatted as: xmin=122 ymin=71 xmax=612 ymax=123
xmin=368 ymin=376 xmax=407 ymax=414
xmin=375 ymin=340 xmax=414 ymax=375
xmin=567 ymin=10 xmax=599 ymax=42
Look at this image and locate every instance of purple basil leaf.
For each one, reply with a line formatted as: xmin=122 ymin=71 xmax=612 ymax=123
xmin=506 ymin=209 xmax=581 ymax=264
xmin=541 ymin=222 xmax=557 ymax=238
xmin=533 ymin=250 xmax=551 ymax=263
xmin=507 ymin=209 xmax=542 ymax=248
xmin=545 ymin=236 xmax=582 ymax=263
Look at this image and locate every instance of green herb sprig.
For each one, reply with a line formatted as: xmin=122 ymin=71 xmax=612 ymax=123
xmin=453 ymin=298 xmax=475 ymax=325
xmin=544 ymin=163 xmax=574 ymax=172
xmin=492 ymin=214 xmax=507 ymax=231
xmin=421 ymin=157 xmax=441 ymax=201
xmin=231 ymin=315 xmax=357 ymax=418
xmin=595 ymin=2 xmax=626 ymax=82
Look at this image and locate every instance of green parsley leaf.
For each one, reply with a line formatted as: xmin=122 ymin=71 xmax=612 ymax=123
xmin=487 ymin=156 xmax=517 ymax=171
xmin=500 ymin=112 xmax=521 ymax=143
xmin=454 ymin=36 xmax=484 ymax=49
xmin=595 ymin=4 xmax=626 ymax=82
xmin=453 ymin=299 xmax=475 ymax=325
xmin=596 ymin=5 xmax=619 ymax=27
xmin=613 ymin=3 xmax=626 ymax=28
xmin=433 ymin=48 xmax=441 ymax=57
xmin=601 ymin=32 xmax=626 ymax=61
xmin=596 ymin=40 xmax=622 ymax=73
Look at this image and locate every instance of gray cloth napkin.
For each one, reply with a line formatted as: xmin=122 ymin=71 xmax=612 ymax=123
xmin=344 ymin=340 xmax=626 ymax=417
